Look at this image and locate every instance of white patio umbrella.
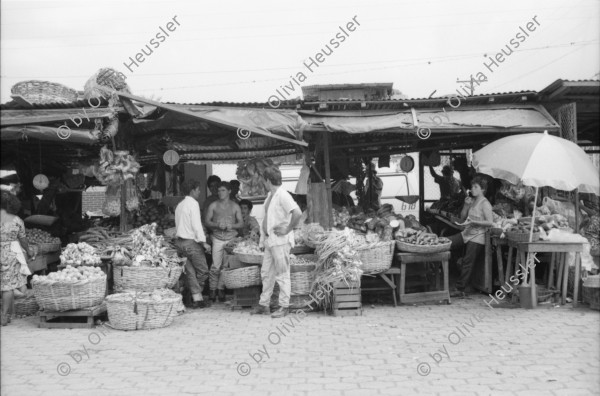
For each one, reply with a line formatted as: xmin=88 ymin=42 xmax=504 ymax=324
xmin=473 ymin=131 xmax=599 ymax=303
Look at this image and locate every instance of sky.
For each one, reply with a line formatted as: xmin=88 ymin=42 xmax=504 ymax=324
xmin=1 ymin=0 xmax=599 ymax=104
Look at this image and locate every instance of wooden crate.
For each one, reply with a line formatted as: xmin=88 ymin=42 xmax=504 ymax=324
xmin=231 ymin=286 xmax=261 ymax=310
xmin=38 ymin=303 xmax=107 ymax=329
xmin=331 ymin=280 xmax=362 ymax=317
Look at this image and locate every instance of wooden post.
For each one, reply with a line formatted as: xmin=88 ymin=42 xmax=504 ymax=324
xmin=323 ymin=133 xmax=333 ymax=229
xmin=418 ymin=153 xmax=425 ymax=222
xmin=120 ymin=180 xmax=127 ymax=232
xmin=575 ymin=189 xmax=580 ymax=233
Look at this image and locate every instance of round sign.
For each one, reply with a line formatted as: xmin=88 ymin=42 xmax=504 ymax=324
xmin=399 ymin=156 xmax=415 ymax=173
xmin=33 ymin=174 xmax=49 ymax=191
xmin=163 ymin=150 xmax=180 ymax=166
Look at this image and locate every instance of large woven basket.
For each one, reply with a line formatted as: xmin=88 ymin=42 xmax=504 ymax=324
xmin=14 ymin=291 xmax=39 ymax=316
xmin=235 ymin=252 xmax=264 ymax=264
xmin=37 ymin=242 xmax=61 ymax=254
xmin=113 ymin=264 xmax=183 ymax=292
xmin=222 ymin=266 xmax=261 ymax=289
xmin=357 ymin=241 xmax=395 ymax=274
xmin=106 ymin=292 xmax=182 ymax=331
xmin=32 ymin=276 xmax=106 ymax=312
xmin=506 ymin=231 xmax=540 ymax=242
xmin=11 ymin=80 xmax=78 ymax=104
xmin=290 ymin=254 xmax=317 ymax=295
xmin=396 ymin=240 xmax=451 ymax=254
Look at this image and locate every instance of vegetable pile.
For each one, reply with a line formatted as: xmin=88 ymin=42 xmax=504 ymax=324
xmin=106 ymin=288 xmax=180 ymax=303
xmin=236 ymin=158 xmax=276 ymax=197
xmin=26 ymin=228 xmax=60 ymax=245
xmin=60 ymin=243 xmax=102 ymax=266
xmin=79 ymin=227 xmax=112 ymax=243
xmin=395 ymin=229 xmax=450 ymax=246
xmin=32 ymin=265 xmax=105 ymax=285
xmin=233 ymin=239 xmax=262 ymax=255
xmin=132 ymin=202 xmax=174 ymax=234
xmin=128 ymin=223 xmax=179 ymax=268
xmin=290 ymin=255 xmax=317 ymax=266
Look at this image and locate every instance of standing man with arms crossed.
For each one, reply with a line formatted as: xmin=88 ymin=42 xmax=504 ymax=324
xmin=252 ymin=166 xmax=302 ymax=318
xmin=174 ymin=180 xmax=212 ymax=309
xmin=205 ymin=182 xmax=244 ymax=302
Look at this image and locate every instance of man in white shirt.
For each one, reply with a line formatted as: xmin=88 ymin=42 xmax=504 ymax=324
xmin=174 ymin=180 xmax=212 ymax=309
xmin=252 ymin=166 xmax=302 ymax=318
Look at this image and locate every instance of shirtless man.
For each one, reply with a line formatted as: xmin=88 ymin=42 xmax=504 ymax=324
xmin=205 ymin=182 xmax=244 ymax=302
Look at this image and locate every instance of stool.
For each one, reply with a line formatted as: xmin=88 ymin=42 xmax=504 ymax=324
xmin=361 ymin=268 xmax=401 ymax=307
xmin=396 ymin=251 xmax=451 ymax=305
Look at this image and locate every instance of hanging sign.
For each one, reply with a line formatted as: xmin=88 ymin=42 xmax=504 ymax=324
xmin=33 ymin=174 xmax=49 ymax=191
xmin=163 ymin=150 xmax=180 ymax=166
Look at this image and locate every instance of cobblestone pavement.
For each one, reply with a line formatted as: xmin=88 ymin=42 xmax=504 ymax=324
xmin=1 ymin=296 xmax=599 ymax=396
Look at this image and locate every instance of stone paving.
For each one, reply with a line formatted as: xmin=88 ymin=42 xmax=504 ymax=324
xmin=1 ymin=296 xmax=599 ymax=396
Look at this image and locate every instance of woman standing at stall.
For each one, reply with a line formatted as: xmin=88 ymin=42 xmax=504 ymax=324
xmin=449 ymin=176 xmax=494 ymax=296
xmin=1 ymin=192 xmax=35 ymax=326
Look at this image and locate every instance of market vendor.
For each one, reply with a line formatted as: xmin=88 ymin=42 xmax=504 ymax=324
xmin=253 ymin=166 xmax=302 ymax=318
xmin=229 ymin=180 xmax=241 ymax=203
xmin=429 ymin=165 xmax=464 ymax=201
xmin=174 ymin=180 xmax=212 ymax=309
xmin=448 ymin=176 xmax=494 ymax=297
xmin=201 ymin=175 xmax=222 ymax=220
xmin=238 ymin=199 xmax=260 ymax=241
xmin=205 ymin=182 xmax=244 ymax=302
xmin=1 ymin=192 xmax=35 ymax=326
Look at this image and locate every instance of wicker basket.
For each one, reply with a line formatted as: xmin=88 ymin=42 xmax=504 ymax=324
xmin=356 ymin=241 xmax=395 ymax=274
xmin=32 ymin=276 xmax=106 ymax=312
xmin=37 ymin=242 xmax=61 ymax=254
xmin=536 ymin=285 xmax=558 ymax=303
xmin=506 ymin=231 xmax=540 ymax=242
xmin=113 ymin=265 xmax=183 ymax=292
xmin=222 ymin=266 xmax=261 ymax=289
xmin=291 ymin=271 xmax=315 ymax=296
xmin=106 ymin=291 xmax=182 ymax=331
xmin=14 ymin=291 xmax=39 ymax=316
xmin=396 ymin=240 xmax=451 ymax=254
xmin=235 ymin=252 xmax=264 ymax=264
xmin=11 ymin=80 xmax=78 ymax=104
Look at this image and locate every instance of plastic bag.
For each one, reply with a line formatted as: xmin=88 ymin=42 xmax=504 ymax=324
xmin=102 ymin=185 xmax=121 ymax=217
xmin=543 ymin=197 xmax=576 ymax=228
xmin=124 ymin=179 xmax=139 ymax=212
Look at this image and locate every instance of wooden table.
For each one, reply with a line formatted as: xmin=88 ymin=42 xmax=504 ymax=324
xmin=515 ymin=241 xmax=585 ymax=308
xmin=395 ymin=251 xmax=451 ymax=305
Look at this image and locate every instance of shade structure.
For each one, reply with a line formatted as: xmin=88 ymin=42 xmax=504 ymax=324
xmin=472 ymin=132 xmax=599 ymax=195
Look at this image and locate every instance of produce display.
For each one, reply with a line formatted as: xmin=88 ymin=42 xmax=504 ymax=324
xmin=507 ymin=225 xmax=541 ymax=234
xmin=32 ymin=265 xmax=105 ymax=285
xmin=394 ymin=229 xmax=450 ymax=246
xmin=236 ymin=158 xmax=277 ymax=197
xmin=60 ymin=243 xmax=102 ymax=266
xmin=233 ymin=239 xmax=262 ymax=255
xmin=127 ymin=223 xmax=177 ymax=267
xmin=301 ymin=223 xmax=326 ymax=247
xmin=132 ymin=202 xmax=174 ymax=234
xmin=26 ymin=228 xmax=60 ymax=245
xmin=345 ymin=205 xmax=404 ymax=241
xmin=106 ymin=288 xmax=180 ymax=303
xmin=290 ymin=255 xmax=316 ymax=266
xmin=332 ymin=207 xmax=351 ymax=228
xmin=95 ymin=146 xmax=140 ymax=186
xmin=79 ymin=226 xmax=112 ymax=243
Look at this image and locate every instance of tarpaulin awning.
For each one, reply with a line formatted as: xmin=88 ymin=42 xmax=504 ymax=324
xmin=300 ymin=104 xmax=560 ymax=134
